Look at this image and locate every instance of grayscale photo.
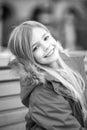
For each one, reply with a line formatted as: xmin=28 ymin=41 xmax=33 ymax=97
xmin=0 ymin=0 xmax=87 ymax=130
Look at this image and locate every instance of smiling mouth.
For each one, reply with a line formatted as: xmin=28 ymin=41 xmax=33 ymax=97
xmin=44 ymin=48 xmax=55 ymax=58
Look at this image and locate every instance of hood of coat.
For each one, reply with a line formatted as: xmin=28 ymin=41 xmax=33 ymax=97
xmin=20 ymin=73 xmax=41 ymax=107
xmin=20 ymin=52 xmax=87 ymax=107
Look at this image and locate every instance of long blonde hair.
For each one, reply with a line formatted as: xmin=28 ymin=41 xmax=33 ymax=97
xmin=8 ymin=20 xmax=87 ymax=119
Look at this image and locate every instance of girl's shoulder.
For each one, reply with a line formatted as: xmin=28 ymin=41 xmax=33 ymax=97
xmin=29 ymin=81 xmax=59 ymax=104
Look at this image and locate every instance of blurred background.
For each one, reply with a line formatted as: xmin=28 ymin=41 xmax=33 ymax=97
xmin=0 ymin=0 xmax=87 ymax=51
xmin=0 ymin=0 xmax=87 ymax=50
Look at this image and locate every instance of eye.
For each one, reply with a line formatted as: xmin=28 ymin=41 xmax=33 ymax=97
xmin=44 ymin=35 xmax=49 ymax=41
xmin=33 ymin=45 xmax=39 ymax=52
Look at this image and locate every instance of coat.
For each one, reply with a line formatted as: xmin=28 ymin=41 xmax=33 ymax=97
xmin=20 ymin=53 xmax=87 ymax=130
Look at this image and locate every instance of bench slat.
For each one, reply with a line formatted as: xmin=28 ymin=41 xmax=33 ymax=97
xmin=0 ymin=108 xmax=28 ymax=127
xmin=0 ymin=81 xmax=20 ymax=97
xmin=0 ymin=69 xmax=19 ymax=81
xmin=0 ymin=96 xmax=24 ymax=111
xmin=0 ymin=122 xmax=26 ymax=130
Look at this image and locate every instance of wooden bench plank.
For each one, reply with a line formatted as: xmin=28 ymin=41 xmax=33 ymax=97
xmin=0 ymin=50 xmax=14 ymax=68
xmin=0 ymin=95 xmax=24 ymax=111
xmin=0 ymin=69 xmax=19 ymax=81
xmin=0 ymin=81 xmax=20 ymax=97
xmin=0 ymin=108 xmax=28 ymax=127
xmin=0 ymin=122 xmax=26 ymax=130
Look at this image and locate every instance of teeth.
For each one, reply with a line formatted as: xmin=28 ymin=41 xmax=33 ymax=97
xmin=45 ymin=48 xmax=54 ymax=57
xmin=47 ymin=50 xmax=53 ymax=56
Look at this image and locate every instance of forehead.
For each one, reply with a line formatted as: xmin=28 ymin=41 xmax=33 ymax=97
xmin=31 ymin=27 xmax=48 ymax=44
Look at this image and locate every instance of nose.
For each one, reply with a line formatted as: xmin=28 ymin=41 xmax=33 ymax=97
xmin=41 ymin=40 xmax=50 ymax=51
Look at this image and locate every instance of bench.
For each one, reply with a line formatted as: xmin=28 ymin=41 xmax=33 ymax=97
xmin=0 ymin=51 xmax=28 ymax=130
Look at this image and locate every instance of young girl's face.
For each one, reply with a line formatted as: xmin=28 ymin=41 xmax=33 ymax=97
xmin=31 ymin=27 xmax=59 ymax=67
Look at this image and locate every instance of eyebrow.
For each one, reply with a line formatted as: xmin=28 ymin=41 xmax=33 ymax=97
xmin=32 ymin=33 xmax=48 ymax=48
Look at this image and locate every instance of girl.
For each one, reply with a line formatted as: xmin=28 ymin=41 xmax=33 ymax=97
xmin=8 ymin=21 xmax=87 ymax=130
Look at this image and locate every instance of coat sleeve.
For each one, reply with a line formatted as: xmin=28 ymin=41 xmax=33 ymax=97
xmin=29 ymin=89 xmax=86 ymax=130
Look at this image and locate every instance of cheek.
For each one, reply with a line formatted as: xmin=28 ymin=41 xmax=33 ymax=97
xmin=34 ymin=49 xmax=44 ymax=61
xmin=49 ymin=37 xmax=56 ymax=43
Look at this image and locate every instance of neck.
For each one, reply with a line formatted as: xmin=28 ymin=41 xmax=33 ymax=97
xmin=50 ymin=60 xmax=61 ymax=70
